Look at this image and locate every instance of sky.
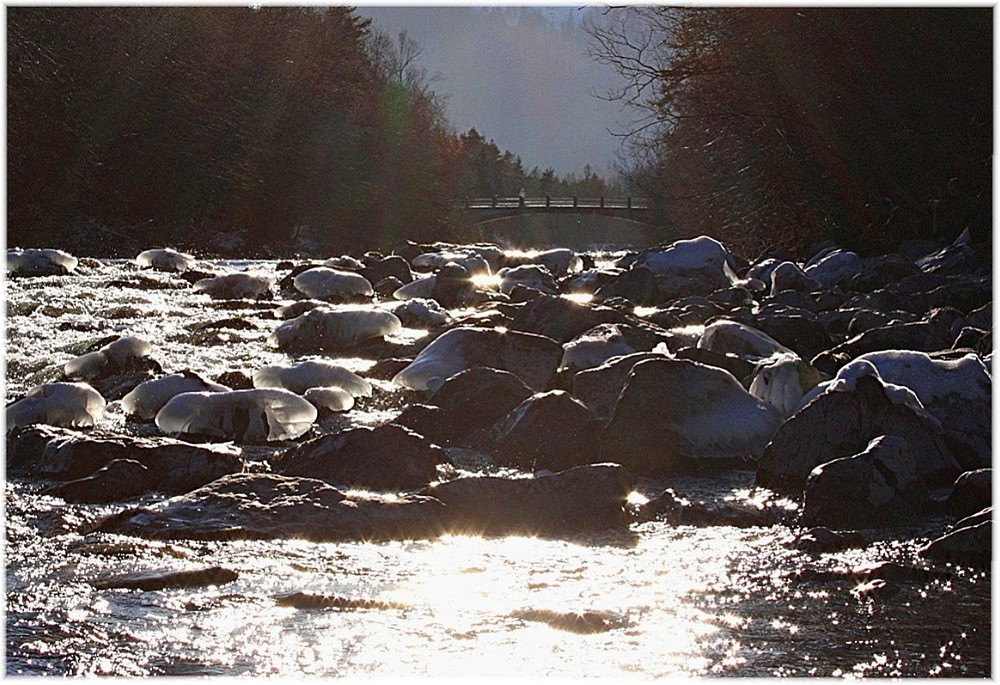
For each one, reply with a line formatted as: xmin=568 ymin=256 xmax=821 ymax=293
xmin=355 ymin=6 xmax=629 ymax=178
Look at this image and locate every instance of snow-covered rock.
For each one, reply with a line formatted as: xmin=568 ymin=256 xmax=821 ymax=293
xmin=7 ymin=248 xmax=78 ymax=276
xmin=7 ymin=382 xmax=106 ymax=429
xmin=392 ymin=327 xmax=562 ymax=392
xmin=292 ymin=267 xmax=373 ymax=301
xmin=135 ymin=248 xmax=195 ymax=272
xmin=698 ymin=319 xmax=794 ymax=361
xmin=64 ymin=336 xmax=154 ymax=381
xmin=155 ymin=388 xmax=318 ymax=442
xmin=269 ymin=308 xmax=401 ymax=352
xmin=121 ymin=371 xmax=229 ymax=420
xmin=252 ymin=360 xmax=372 ymax=397
xmin=748 ymin=353 xmax=826 ymax=417
xmin=560 ymin=324 xmax=636 ymax=373
xmin=193 ymin=273 xmax=273 ymax=299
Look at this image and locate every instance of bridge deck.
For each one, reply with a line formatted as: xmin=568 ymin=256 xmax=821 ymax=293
xmin=464 ymin=196 xmax=650 ymax=211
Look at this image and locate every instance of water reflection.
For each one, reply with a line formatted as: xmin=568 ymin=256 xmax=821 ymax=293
xmin=5 ymin=259 xmax=991 ymax=677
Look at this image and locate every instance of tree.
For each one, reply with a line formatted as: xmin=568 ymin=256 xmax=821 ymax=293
xmin=587 ymin=7 xmax=992 ymax=257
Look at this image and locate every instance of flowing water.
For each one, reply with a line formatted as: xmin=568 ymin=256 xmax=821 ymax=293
xmin=5 ymin=258 xmax=990 ymax=677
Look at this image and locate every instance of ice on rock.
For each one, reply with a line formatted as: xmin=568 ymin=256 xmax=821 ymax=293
xmin=632 ymin=236 xmax=734 ymax=278
xmin=799 ymin=359 xmax=925 ymax=413
xmin=7 ymin=382 xmax=106 ymax=428
xmin=392 ymin=276 xmax=437 ymax=301
xmin=851 ymin=350 xmax=990 ymax=406
xmin=193 ymin=273 xmax=273 ymax=299
xmin=135 ymin=248 xmax=195 ymax=272
xmin=698 ymin=320 xmax=793 ymax=360
xmin=498 ymin=265 xmax=556 ymax=295
xmin=748 ymin=353 xmax=826 ymax=417
xmin=268 ymin=308 xmax=402 ymax=351
xmin=252 ymin=360 xmax=372 ymax=397
xmin=64 ymin=336 xmax=153 ymax=380
xmin=382 ymin=298 xmax=451 ymax=328
xmin=560 ymin=324 xmax=636 ymax=372
xmin=155 ymin=388 xmax=318 ymax=442
xmin=7 ymin=248 xmax=78 ymax=276
xmin=304 ymin=386 xmax=355 ymax=413
xmin=292 ymin=267 xmax=373 ymax=300
xmin=121 ymin=372 xmax=229 ymax=420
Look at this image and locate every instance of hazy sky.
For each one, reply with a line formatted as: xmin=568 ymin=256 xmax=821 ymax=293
xmin=355 ymin=6 xmax=628 ymax=177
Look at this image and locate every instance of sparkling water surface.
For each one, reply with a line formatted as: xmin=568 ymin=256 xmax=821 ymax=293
xmin=5 ymin=258 xmax=990 ymax=677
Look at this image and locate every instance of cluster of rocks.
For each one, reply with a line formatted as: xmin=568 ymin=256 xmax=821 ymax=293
xmin=5 ymin=232 xmax=991 ymax=569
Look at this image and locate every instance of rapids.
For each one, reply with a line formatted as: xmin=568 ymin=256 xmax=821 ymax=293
xmin=5 ymin=257 xmax=990 ymax=677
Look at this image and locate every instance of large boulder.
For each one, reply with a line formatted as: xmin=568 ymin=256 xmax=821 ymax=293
xmin=919 ymin=508 xmax=991 ymax=569
xmin=599 ymin=358 xmax=783 ymax=474
xmin=9 ymin=429 xmax=242 ymax=495
xmin=7 ymin=248 xmax=78 ymax=276
xmin=392 ymin=327 xmax=561 ymax=392
xmin=508 ymin=292 xmax=632 ymax=343
xmin=420 ymin=463 xmax=633 ymax=536
xmin=801 ymin=436 xmax=932 ymax=529
xmin=46 ymin=459 xmax=153 ymax=503
xmin=488 ymin=390 xmax=600 ymax=472
xmin=756 ymin=364 xmax=961 ymax=494
xmin=627 ymin=236 xmax=738 ymax=300
xmin=97 ymin=473 xmax=447 ymax=542
xmin=845 ymin=351 xmax=991 ymax=470
xmin=946 ymin=469 xmax=992 ymax=518
xmin=571 ymin=352 xmax=664 ymax=421
xmin=272 ymin=424 xmax=450 ymax=491
xmin=7 ymin=382 xmax=106 ymax=429
xmin=396 ymin=367 xmax=534 ymax=445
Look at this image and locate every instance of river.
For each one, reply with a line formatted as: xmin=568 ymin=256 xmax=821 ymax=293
xmin=4 ymin=256 xmax=990 ymax=677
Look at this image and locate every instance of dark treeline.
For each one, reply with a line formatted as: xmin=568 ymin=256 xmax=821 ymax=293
xmin=8 ymin=6 xmax=622 ymax=256
xmin=587 ymin=7 xmax=992 ymax=257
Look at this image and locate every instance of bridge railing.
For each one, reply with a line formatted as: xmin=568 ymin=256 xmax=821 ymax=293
xmin=463 ymin=196 xmax=650 ymax=211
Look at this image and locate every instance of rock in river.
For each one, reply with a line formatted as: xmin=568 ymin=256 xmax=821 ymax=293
xmin=599 ymin=358 xmax=783 ymax=475
xmin=801 ymin=435 xmax=933 ymax=529
xmin=756 ymin=362 xmax=960 ymax=493
xmin=272 ymin=424 xmax=450 ymax=491
xmin=7 ymin=426 xmax=242 ymax=496
xmin=97 ymin=473 xmax=448 ymax=542
xmin=91 ymin=565 xmax=238 ymax=591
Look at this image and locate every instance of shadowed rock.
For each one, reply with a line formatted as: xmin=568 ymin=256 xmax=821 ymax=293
xmin=8 ymin=428 xmax=242 ymax=495
xmin=91 ymin=566 xmax=238 ymax=591
xmin=46 ymin=459 xmax=152 ymax=503
xmin=756 ymin=374 xmax=960 ymax=494
xmin=488 ymin=390 xmax=600 ymax=472
xmin=97 ymin=473 xmax=448 ymax=542
xmin=600 ymin=358 xmax=783 ymax=475
xmin=511 ymin=608 xmax=625 ymax=634
xmin=272 ymin=424 xmax=450 ymax=491
xmin=420 ymin=463 xmax=633 ymax=537
xmin=801 ymin=436 xmax=932 ymax=529
xmin=275 ymin=592 xmax=408 ymax=611
xmin=947 ymin=469 xmax=992 ymax=518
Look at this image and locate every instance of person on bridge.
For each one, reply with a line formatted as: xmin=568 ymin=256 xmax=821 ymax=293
xmin=518 ymin=188 xmax=526 ymax=207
